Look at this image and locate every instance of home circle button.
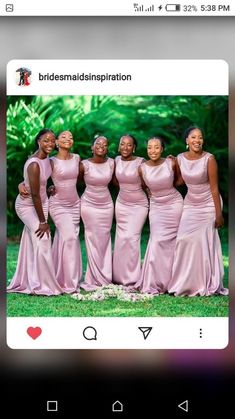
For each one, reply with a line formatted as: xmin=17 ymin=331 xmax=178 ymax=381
xmin=112 ymin=400 xmax=123 ymax=413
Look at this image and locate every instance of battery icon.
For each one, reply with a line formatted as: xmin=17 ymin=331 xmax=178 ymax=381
xmin=165 ymin=4 xmax=181 ymax=11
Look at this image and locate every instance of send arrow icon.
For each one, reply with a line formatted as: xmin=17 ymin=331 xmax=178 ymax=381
xmin=178 ymin=400 xmax=189 ymax=412
xmin=138 ymin=327 xmax=153 ymax=340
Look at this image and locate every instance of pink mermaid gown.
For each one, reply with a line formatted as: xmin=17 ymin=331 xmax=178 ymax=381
xmin=7 ymin=157 xmax=62 ymax=295
xmin=113 ymin=156 xmax=148 ymax=286
xmin=49 ymin=154 xmax=82 ymax=293
xmin=168 ymin=152 xmax=228 ymax=296
xmin=137 ymin=159 xmax=183 ymax=294
xmin=81 ymin=158 xmax=114 ymax=291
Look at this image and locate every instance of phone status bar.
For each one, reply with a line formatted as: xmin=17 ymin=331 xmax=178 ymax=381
xmin=0 ymin=1 xmax=235 ymax=16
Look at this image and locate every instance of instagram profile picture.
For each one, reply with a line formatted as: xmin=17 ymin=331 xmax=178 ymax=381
xmin=16 ymin=67 xmax=32 ymax=86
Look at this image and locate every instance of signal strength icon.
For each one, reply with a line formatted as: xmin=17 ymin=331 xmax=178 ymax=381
xmin=133 ymin=3 xmax=143 ymax=11
xmin=133 ymin=3 xmax=155 ymax=12
xmin=145 ymin=5 xmax=154 ymax=12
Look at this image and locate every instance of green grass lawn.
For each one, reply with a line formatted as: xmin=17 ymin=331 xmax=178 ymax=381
xmin=7 ymin=234 xmax=229 ymax=317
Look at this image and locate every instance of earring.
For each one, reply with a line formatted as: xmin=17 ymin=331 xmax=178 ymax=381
xmin=186 ymin=144 xmax=189 ymax=150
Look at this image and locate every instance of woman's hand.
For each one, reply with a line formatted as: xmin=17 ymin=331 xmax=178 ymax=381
xmin=167 ymin=154 xmax=176 ymax=161
xmin=215 ymin=214 xmax=224 ymax=229
xmin=19 ymin=182 xmax=30 ymax=198
xmin=47 ymin=185 xmax=56 ymax=196
xmin=35 ymin=222 xmax=50 ymax=239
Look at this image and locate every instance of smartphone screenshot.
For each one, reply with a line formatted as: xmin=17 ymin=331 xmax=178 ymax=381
xmin=1 ymin=1 xmax=234 ymax=417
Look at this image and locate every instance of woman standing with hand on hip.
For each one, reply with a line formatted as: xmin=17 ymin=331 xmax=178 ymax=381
xmin=136 ymin=137 xmax=183 ymax=295
xmin=112 ymin=134 xmax=148 ymax=287
xmin=80 ymin=135 xmax=114 ymax=291
xmin=7 ymin=129 xmax=62 ymax=295
xmin=168 ymin=126 xmax=228 ymax=296
xmin=49 ymin=130 xmax=82 ymax=293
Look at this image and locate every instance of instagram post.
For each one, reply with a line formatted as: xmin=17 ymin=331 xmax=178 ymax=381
xmin=0 ymin=7 xmax=235 ymax=417
xmin=6 ymin=59 xmax=229 ymax=349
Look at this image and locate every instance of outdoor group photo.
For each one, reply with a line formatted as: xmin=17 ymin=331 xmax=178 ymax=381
xmin=7 ymin=95 xmax=229 ymax=318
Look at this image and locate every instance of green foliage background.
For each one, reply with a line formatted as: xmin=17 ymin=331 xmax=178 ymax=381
xmin=7 ymin=95 xmax=228 ymax=235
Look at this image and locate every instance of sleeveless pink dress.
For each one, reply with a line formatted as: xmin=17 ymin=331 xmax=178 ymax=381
xmin=81 ymin=158 xmax=114 ymax=291
xmin=49 ymin=154 xmax=82 ymax=293
xmin=7 ymin=157 xmax=62 ymax=295
xmin=113 ymin=156 xmax=148 ymax=286
xmin=137 ymin=158 xmax=183 ymax=294
xmin=168 ymin=152 xmax=228 ymax=296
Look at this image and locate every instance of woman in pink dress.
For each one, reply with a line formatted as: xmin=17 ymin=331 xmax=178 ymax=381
xmin=168 ymin=126 xmax=228 ymax=296
xmin=80 ymin=135 xmax=114 ymax=291
xmin=49 ymin=131 xmax=82 ymax=293
xmin=7 ymin=129 xmax=62 ymax=295
xmin=112 ymin=135 xmax=148 ymax=287
xmin=136 ymin=137 xmax=183 ymax=294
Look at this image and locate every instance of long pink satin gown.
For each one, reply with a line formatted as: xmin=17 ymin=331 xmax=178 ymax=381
xmin=136 ymin=159 xmax=183 ymax=294
xmin=168 ymin=152 xmax=228 ymax=296
xmin=81 ymin=158 xmax=114 ymax=291
xmin=113 ymin=156 xmax=148 ymax=286
xmin=49 ymin=154 xmax=82 ymax=293
xmin=7 ymin=157 xmax=62 ymax=295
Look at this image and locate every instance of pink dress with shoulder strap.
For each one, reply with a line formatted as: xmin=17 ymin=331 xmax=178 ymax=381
xmin=81 ymin=158 xmax=114 ymax=291
xmin=136 ymin=158 xmax=183 ymax=294
xmin=49 ymin=154 xmax=82 ymax=293
xmin=7 ymin=156 xmax=62 ymax=295
xmin=168 ymin=152 xmax=228 ymax=296
xmin=113 ymin=156 xmax=148 ymax=286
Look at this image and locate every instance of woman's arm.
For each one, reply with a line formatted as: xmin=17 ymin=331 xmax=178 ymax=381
xmin=111 ymin=161 xmax=119 ymax=187
xmin=138 ymin=165 xmax=150 ymax=197
xmin=173 ymin=158 xmax=185 ymax=186
xmin=208 ymin=155 xmax=224 ymax=229
xmin=27 ymin=162 xmax=50 ymax=238
xmin=47 ymin=159 xmax=56 ymax=196
xmin=77 ymin=161 xmax=85 ymax=184
xmin=112 ymin=173 xmax=119 ymax=187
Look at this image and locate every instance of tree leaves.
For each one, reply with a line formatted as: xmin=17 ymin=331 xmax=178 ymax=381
xmin=7 ymin=95 xmax=228 ymax=230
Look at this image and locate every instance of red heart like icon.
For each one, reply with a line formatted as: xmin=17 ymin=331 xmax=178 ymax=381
xmin=27 ymin=327 xmax=42 ymax=340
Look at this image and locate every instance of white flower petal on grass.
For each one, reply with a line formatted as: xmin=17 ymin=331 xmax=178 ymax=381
xmin=70 ymin=285 xmax=156 ymax=303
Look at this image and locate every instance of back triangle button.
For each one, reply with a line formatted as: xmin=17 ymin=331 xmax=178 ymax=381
xmin=178 ymin=400 xmax=189 ymax=412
